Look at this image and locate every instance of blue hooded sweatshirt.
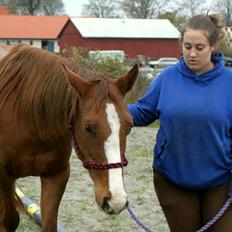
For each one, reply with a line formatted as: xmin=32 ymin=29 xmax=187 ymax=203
xmin=128 ymin=53 xmax=232 ymax=190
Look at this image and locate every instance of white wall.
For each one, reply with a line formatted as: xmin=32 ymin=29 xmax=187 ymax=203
xmin=0 ymin=39 xmax=60 ymax=53
xmin=224 ymin=27 xmax=232 ymax=48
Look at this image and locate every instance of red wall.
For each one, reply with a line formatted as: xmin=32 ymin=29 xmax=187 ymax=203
xmin=59 ymin=21 xmax=181 ymax=60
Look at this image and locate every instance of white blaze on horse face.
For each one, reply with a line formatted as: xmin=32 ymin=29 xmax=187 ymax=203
xmin=104 ymin=103 xmax=128 ymax=213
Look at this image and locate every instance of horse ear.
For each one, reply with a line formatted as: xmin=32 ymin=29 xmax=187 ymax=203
xmin=62 ymin=64 xmax=93 ymax=97
xmin=116 ymin=64 xmax=138 ymax=96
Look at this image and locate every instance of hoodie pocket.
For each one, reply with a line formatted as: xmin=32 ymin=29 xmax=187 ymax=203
xmin=223 ymin=141 xmax=232 ymax=160
xmin=226 ymin=148 xmax=232 ymax=161
xmin=155 ymin=137 xmax=168 ymax=165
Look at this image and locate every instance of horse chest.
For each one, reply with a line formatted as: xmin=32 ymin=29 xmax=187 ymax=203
xmin=5 ymin=148 xmax=71 ymax=178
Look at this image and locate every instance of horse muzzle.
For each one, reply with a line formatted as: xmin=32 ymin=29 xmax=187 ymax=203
xmin=101 ymin=194 xmax=128 ymax=215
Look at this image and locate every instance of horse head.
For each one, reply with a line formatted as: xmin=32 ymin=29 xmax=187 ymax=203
xmin=63 ymin=65 xmax=138 ymax=214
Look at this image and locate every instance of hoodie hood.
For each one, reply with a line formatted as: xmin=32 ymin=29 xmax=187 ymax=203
xmin=176 ymin=52 xmax=224 ymax=85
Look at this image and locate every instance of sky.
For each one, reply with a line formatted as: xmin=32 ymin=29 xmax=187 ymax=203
xmin=63 ymin=0 xmax=88 ymax=16
xmin=63 ymin=0 xmax=213 ymax=17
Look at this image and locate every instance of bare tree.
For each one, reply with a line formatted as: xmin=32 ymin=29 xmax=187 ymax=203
xmin=42 ymin=0 xmax=65 ymax=15
xmin=121 ymin=0 xmax=169 ymax=19
xmin=158 ymin=11 xmax=186 ymax=30
xmin=212 ymin=0 xmax=232 ymax=26
xmin=82 ymin=0 xmax=121 ymax=17
xmin=2 ymin=0 xmax=65 ymax=15
xmin=173 ymin=0 xmax=207 ymax=18
xmin=15 ymin=0 xmax=41 ymax=15
xmin=0 ymin=0 xmax=18 ymax=14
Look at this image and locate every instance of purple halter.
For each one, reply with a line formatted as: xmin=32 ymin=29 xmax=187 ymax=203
xmin=68 ymin=121 xmax=128 ymax=169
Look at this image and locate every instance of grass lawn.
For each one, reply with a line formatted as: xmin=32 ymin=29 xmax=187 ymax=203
xmin=148 ymin=120 xmax=160 ymax=128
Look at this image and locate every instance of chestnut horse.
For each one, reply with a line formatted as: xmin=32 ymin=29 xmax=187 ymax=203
xmin=0 ymin=44 xmax=138 ymax=231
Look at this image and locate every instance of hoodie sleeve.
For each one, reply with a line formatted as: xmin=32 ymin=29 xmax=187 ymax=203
xmin=128 ymin=75 xmax=162 ymax=126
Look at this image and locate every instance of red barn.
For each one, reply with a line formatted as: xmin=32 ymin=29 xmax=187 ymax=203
xmin=0 ymin=15 xmax=70 ymax=53
xmin=0 ymin=6 xmax=10 ymax=15
xmin=60 ymin=18 xmax=181 ymax=60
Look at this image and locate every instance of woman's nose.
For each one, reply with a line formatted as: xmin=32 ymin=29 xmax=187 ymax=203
xmin=190 ymin=50 xmax=197 ymax=57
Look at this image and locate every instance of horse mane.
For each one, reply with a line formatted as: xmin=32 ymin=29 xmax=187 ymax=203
xmin=0 ymin=44 xmax=116 ymax=143
xmin=0 ymin=44 xmax=72 ymax=141
xmin=67 ymin=61 xmax=112 ymax=118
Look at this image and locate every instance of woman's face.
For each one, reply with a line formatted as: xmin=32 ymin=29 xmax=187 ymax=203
xmin=182 ymin=29 xmax=215 ymax=74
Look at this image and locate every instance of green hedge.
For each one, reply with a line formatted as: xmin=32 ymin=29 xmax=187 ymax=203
xmin=62 ymin=46 xmax=155 ymax=103
xmin=62 ymin=46 xmax=128 ymax=79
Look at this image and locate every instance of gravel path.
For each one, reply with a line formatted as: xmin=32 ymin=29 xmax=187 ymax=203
xmin=17 ymin=127 xmax=169 ymax=232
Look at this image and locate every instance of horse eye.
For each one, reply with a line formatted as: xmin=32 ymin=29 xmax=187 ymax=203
xmin=85 ymin=125 xmax=94 ymax=134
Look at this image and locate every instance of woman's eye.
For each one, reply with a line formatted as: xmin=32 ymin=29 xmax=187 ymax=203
xmin=184 ymin=43 xmax=191 ymax=50
xmin=196 ymin=46 xmax=204 ymax=51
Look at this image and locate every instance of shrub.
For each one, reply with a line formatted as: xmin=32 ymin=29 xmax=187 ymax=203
xmin=61 ymin=46 xmax=154 ymax=103
xmin=62 ymin=46 xmax=128 ymax=79
xmin=221 ymin=44 xmax=232 ymax=57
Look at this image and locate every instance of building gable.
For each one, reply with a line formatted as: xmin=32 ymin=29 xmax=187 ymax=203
xmin=71 ymin=18 xmax=180 ymax=39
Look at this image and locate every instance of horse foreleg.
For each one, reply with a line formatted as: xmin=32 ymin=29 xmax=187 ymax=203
xmin=0 ymin=173 xmax=19 ymax=232
xmin=0 ymin=225 xmax=7 ymax=232
xmin=40 ymin=164 xmax=70 ymax=232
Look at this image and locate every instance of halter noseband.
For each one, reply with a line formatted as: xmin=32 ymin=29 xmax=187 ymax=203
xmin=68 ymin=121 xmax=128 ymax=169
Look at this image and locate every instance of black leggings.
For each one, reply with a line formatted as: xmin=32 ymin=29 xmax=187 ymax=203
xmin=153 ymin=171 xmax=232 ymax=232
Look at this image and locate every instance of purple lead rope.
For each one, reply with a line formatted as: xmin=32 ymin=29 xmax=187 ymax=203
xmin=196 ymin=197 xmax=232 ymax=232
xmin=127 ymin=207 xmax=154 ymax=232
xmin=127 ymin=197 xmax=232 ymax=232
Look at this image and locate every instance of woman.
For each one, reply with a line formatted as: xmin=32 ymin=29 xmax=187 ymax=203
xmin=128 ymin=14 xmax=232 ymax=232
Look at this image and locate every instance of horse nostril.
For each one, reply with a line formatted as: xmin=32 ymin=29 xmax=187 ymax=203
xmin=102 ymin=197 xmax=112 ymax=214
xmin=125 ymin=200 xmax=129 ymax=209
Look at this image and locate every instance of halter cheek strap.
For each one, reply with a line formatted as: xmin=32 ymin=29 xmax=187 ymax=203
xmin=68 ymin=121 xmax=128 ymax=169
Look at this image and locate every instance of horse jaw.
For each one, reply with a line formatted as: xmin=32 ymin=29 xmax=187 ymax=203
xmin=101 ymin=103 xmax=128 ymax=214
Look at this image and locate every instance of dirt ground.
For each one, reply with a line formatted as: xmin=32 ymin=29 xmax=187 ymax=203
xmin=16 ymin=127 xmax=169 ymax=232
